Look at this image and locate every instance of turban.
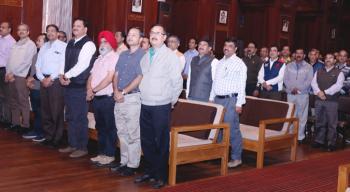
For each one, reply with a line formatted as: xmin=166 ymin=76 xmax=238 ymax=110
xmin=98 ymin=30 xmax=117 ymax=50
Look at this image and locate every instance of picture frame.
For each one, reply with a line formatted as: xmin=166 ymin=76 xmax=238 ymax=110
xmin=282 ymin=18 xmax=289 ymax=32
xmin=132 ymin=0 xmax=142 ymax=13
xmin=218 ymin=10 xmax=228 ymax=24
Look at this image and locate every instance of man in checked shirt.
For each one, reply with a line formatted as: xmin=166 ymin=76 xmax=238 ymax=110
xmin=213 ymin=37 xmax=247 ymax=168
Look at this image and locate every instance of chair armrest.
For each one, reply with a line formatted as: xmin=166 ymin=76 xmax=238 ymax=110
xmin=170 ymin=123 xmax=230 ymax=149
xmin=338 ymin=164 xmax=350 ymax=192
xmin=258 ymin=117 xmax=299 ymax=142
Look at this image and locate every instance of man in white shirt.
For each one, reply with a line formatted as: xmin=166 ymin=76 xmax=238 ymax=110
xmin=59 ymin=18 xmax=96 ymax=158
xmin=115 ymin=31 xmax=128 ymax=55
xmin=5 ymin=24 xmax=36 ymax=133
xmin=213 ymin=37 xmax=247 ymax=168
xmin=0 ymin=21 xmax=15 ymax=125
xmin=311 ymin=53 xmax=344 ymax=152
xmin=167 ymin=35 xmax=186 ymax=71
xmin=35 ymin=24 xmax=66 ymax=147
xmin=186 ymin=38 xmax=218 ymax=102
xmin=255 ymin=45 xmax=286 ymax=101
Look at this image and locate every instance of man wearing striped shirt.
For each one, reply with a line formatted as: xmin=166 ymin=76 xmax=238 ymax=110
xmin=213 ymin=37 xmax=247 ymax=168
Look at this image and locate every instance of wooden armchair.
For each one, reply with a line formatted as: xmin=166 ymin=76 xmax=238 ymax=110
xmin=169 ymin=99 xmax=229 ymax=185
xmin=338 ymin=163 xmax=350 ymax=192
xmin=240 ymin=96 xmax=298 ymax=168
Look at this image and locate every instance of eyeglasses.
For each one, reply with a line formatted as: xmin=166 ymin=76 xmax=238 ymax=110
xmin=150 ymin=31 xmax=165 ymax=36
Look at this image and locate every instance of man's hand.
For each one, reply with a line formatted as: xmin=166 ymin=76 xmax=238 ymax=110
xmin=114 ymin=91 xmax=124 ymax=103
xmin=291 ymin=88 xmax=299 ymax=95
xmin=86 ymin=89 xmax=94 ymax=101
xmin=26 ymin=76 xmax=35 ymax=89
xmin=59 ymin=75 xmax=71 ymax=86
xmin=5 ymin=73 xmax=15 ymax=83
xmin=235 ymin=106 xmax=242 ymax=114
xmin=262 ymin=82 xmax=268 ymax=89
xmin=317 ymin=91 xmax=326 ymax=100
xmin=266 ymin=85 xmax=273 ymax=91
xmin=42 ymin=77 xmax=53 ymax=88
xmin=253 ymin=90 xmax=259 ymax=97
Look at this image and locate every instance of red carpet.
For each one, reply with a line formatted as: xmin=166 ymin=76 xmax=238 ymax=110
xmin=161 ymin=150 xmax=350 ymax=192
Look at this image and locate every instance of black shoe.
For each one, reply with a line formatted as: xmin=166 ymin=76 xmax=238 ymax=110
xmin=151 ymin=180 xmax=166 ymax=189
xmin=134 ymin=174 xmax=155 ymax=184
xmin=110 ymin=164 xmax=126 ymax=173
xmin=327 ymin=145 xmax=336 ymax=152
xmin=6 ymin=124 xmax=18 ymax=131
xmin=311 ymin=142 xmax=324 ymax=149
xmin=298 ymin=139 xmax=307 ymax=145
xmin=120 ymin=167 xmax=137 ymax=176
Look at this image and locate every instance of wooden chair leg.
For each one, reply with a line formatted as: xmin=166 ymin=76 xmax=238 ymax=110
xmin=338 ymin=165 xmax=349 ymax=192
xmin=220 ymin=152 xmax=228 ymax=176
xmin=257 ymin=149 xmax=264 ymax=169
xmin=168 ymin=158 xmax=177 ymax=186
xmin=291 ymin=137 xmax=297 ymax=161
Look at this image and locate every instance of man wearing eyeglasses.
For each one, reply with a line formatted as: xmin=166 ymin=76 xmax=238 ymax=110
xmin=135 ymin=24 xmax=183 ymax=189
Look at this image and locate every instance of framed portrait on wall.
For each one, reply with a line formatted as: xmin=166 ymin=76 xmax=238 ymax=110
xmin=282 ymin=18 xmax=289 ymax=32
xmin=218 ymin=10 xmax=228 ymax=24
xmin=132 ymin=0 xmax=142 ymax=13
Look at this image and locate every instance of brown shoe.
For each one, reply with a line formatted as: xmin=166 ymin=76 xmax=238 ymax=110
xmin=69 ymin=150 xmax=88 ymax=158
xmin=58 ymin=146 xmax=76 ymax=153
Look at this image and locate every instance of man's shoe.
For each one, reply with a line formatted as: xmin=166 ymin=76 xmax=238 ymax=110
xmin=95 ymin=156 xmax=115 ymax=167
xmin=90 ymin=155 xmax=105 ymax=164
xmin=327 ymin=145 xmax=336 ymax=152
xmin=22 ymin=131 xmax=38 ymax=139
xmin=32 ymin=136 xmax=46 ymax=142
xmin=6 ymin=124 xmax=18 ymax=131
xmin=69 ymin=150 xmax=88 ymax=158
xmin=151 ymin=180 xmax=166 ymax=189
xmin=228 ymin=159 xmax=242 ymax=168
xmin=311 ymin=142 xmax=324 ymax=149
xmin=58 ymin=146 xmax=76 ymax=153
xmin=134 ymin=174 xmax=155 ymax=183
xmin=120 ymin=167 xmax=137 ymax=176
xmin=110 ymin=164 xmax=127 ymax=173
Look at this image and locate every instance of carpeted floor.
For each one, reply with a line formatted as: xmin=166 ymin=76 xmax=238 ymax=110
xmin=161 ymin=150 xmax=350 ymax=192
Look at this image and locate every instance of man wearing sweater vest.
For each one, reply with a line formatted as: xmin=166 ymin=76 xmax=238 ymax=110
xmin=311 ymin=53 xmax=344 ymax=152
xmin=135 ymin=25 xmax=183 ymax=189
xmin=255 ymin=45 xmax=286 ymax=101
xmin=59 ymin=18 xmax=96 ymax=158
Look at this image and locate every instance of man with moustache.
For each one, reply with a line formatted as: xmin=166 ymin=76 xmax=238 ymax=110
xmin=135 ymin=24 xmax=182 ymax=189
xmin=111 ymin=27 xmax=145 ymax=176
xmin=59 ymin=18 xmax=96 ymax=158
xmin=311 ymin=53 xmax=344 ymax=151
xmin=335 ymin=50 xmax=350 ymax=95
xmin=186 ymin=38 xmax=218 ymax=102
xmin=5 ymin=24 xmax=36 ymax=133
xmin=213 ymin=37 xmax=247 ymax=168
xmin=87 ymin=31 xmax=118 ymax=166
xmin=308 ymin=49 xmax=324 ymax=74
xmin=35 ymin=25 xmax=66 ymax=146
xmin=255 ymin=45 xmax=286 ymax=100
xmin=0 ymin=21 xmax=15 ymax=126
xmin=280 ymin=45 xmax=292 ymax=64
xmin=167 ymin=35 xmax=186 ymax=71
xmin=283 ymin=49 xmax=313 ymax=143
xmin=243 ymin=42 xmax=263 ymax=96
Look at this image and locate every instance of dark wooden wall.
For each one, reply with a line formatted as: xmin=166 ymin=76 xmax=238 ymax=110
xmin=72 ymin=0 xmax=158 ymax=42
xmin=0 ymin=0 xmax=43 ymax=40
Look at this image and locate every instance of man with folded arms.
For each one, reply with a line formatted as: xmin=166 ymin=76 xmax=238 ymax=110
xmin=35 ymin=25 xmax=66 ymax=146
xmin=213 ymin=37 xmax=247 ymax=168
xmin=110 ymin=27 xmax=145 ymax=176
xmin=87 ymin=31 xmax=118 ymax=166
xmin=311 ymin=53 xmax=344 ymax=152
xmin=5 ymin=24 xmax=36 ymax=133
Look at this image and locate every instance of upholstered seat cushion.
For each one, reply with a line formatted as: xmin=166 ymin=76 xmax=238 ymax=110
xmin=240 ymin=124 xmax=285 ymax=141
xmin=177 ymin=134 xmax=212 ymax=147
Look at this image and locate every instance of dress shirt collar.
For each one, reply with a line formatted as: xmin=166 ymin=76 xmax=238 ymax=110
xmin=74 ymin=35 xmax=87 ymax=43
xmin=223 ymin=53 xmax=237 ymax=61
xmin=17 ymin=37 xmax=29 ymax=45
xmin=325 ymin=65 xmax=335 ymax=72
xmin=0 ymin=34 xmax=12 ymax=40
xmin=269 ymin=57 xmax=278 ymax=64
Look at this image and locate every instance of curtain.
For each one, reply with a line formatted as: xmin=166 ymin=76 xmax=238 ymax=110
xmin=42 ymin=0 xmax=72 ymax=40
